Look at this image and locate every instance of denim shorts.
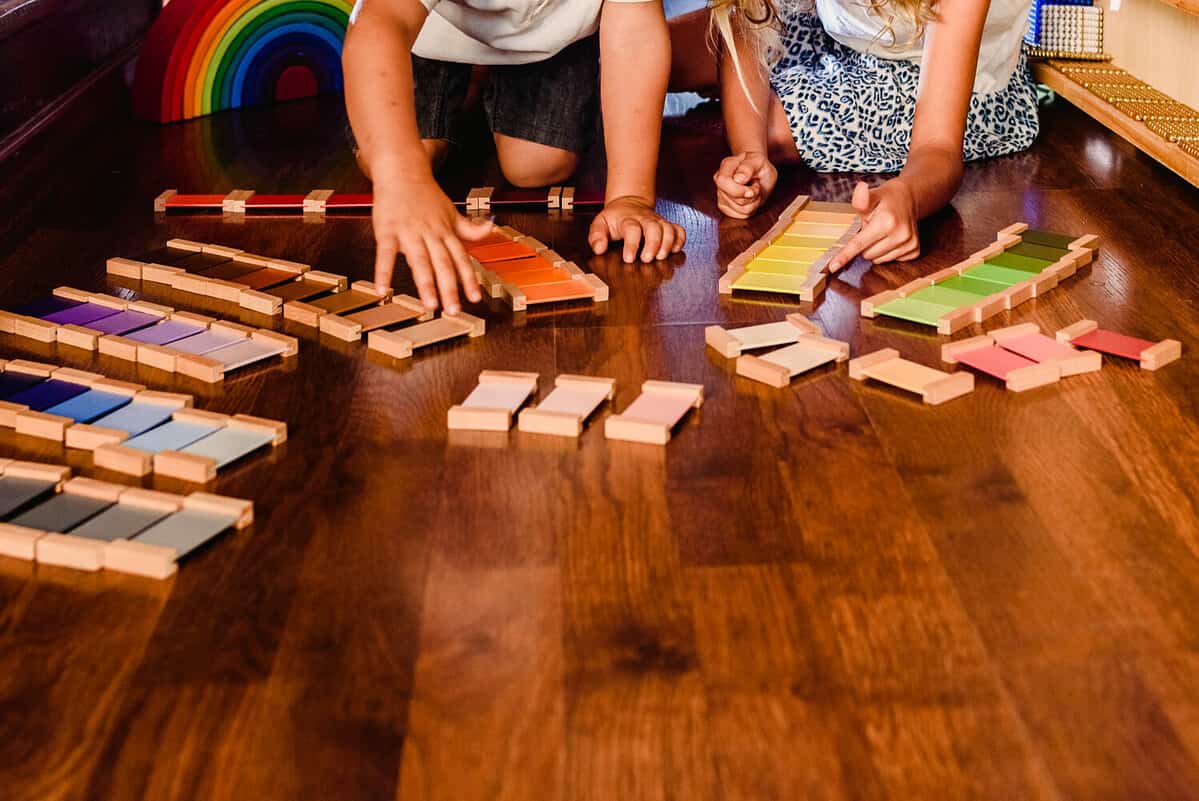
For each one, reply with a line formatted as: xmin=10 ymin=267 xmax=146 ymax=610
xmin=410 ymin=34 xmax=600 ymax=154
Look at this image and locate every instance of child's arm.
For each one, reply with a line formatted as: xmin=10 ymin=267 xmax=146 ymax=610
xmin=343 ymin=0 xmax=488 ymax=312
xmin=829 ymin=0 xmax=990 ymax=269
xmin=713 ymin=16 xmax=779 ymax=219
xmin=588 ymin=1 xmax=687 ymax=263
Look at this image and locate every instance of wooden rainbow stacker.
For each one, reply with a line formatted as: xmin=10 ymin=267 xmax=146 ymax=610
xmin=862 ymin=223 xmax=1099 ymax=334
xmin=719 ymin=195 xmax=860 ymax=301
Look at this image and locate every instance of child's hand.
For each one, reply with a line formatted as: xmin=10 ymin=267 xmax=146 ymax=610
xmin=589 ymin=196 xmax=686 ymax=263
xmin=714 ymin=151 xmax=777 ymax=219
xmin=372 ymin=176 xmax=491 ymax=313
xmin=828 ymin=180 xmax=920 ymax=272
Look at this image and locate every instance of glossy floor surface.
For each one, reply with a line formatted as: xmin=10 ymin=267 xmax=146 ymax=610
xmin=1 ymin=89 xmax=1198 ymax=800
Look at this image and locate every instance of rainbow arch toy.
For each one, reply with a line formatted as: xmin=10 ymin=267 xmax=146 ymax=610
xmin=132 ymin=0 xmax=353 ymax=123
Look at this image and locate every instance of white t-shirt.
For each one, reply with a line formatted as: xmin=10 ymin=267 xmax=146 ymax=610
xmin=813 ymin=0 xmax=1031 ymax=94
xmin=350 ymin=0 xmax=653 ymax=65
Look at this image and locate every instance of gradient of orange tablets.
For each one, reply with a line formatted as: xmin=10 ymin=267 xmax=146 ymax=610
xmin=464 ymin=231 xmax=513 ymax=249
xmin=486 ymin=256 xmax=555 ymax=276
xmin=522 ymin=281 xmax=596 ymax=303
xmin=468 ymin=242 xmax=538 ymax=262
xmin=506 ymin=268 xmax=575 ymax=286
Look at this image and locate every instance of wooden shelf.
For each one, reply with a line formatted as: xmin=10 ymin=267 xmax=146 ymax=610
xmin=1157 ymin=0 xmax=1199 ymax=17
xmin=1032 ymin=60 xmax=1199 ymax=189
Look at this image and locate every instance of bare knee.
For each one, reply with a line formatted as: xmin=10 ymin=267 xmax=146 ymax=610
xmin=495 ymin=134 xmax=578 ymax=187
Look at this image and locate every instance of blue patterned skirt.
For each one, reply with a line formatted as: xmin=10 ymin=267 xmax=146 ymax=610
xmin=770 ymin=13 xmax=1040 ymax=173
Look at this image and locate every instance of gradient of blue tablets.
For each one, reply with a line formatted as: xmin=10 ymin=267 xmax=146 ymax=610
xmin=43 ymin=302 xmax=123 ymax=326
xmin=91 ymin=402 xmax=178 ymax=436
xmin=44 ymin=389 xmax=132 ymax=423
xmin=122 ymin=420 xmax=219 ymax=454
xmin=5 ymin=379 xmax=90 ymax=411
xmin=15 ymin=296 xmax=81 ymax=318
xmin=125 ymin=319 xmax=206 ymax=346
xmin=88 ymin=310 xmax=164 ymax=335
xmin=0 ymin=371 xmax=46 ymax=399
xmin=133 ymin=508 xmax=238 ymax=558
xmin=181 ymin=427 xmax=274 ymax=467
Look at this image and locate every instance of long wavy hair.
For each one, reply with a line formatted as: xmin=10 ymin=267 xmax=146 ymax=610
xmin=709 ymin=0 xmax=940 ymax=111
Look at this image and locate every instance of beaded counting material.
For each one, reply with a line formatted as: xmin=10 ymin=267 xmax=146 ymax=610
xmin=941 ymin=322 xmax=1103 ymax=392
xmin=1032 ymin=60 xmax=1199 ymax=191
xmin=467 ymin=226 xmax=608 ymax=311
xmin=0 ymin=359 xmax=287 ymax=482
xmin=0 ymin=460 xmax=252 ymax=579
xmin=154 ymin=186 xmax=598 ymax=215
xmin=719 ymin=195 xmax=860 ymax=301
xmin=861 ymin=223 xmax=1099 ymax=334
xmin=109 ymin=238 xmax=323 ymax=316
xmin=1055 ymin=319 xmax=1182 ymax=371
xmin=1023 ymin=1 xmax=1105 ymax=60
xmin=1 ymin=287 xmax=297 ymax=383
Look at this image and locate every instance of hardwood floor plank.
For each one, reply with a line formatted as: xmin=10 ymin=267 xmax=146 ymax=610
xmin=397 ymin=562 xmax=564 ymax=801
xmin=0 ymin=577 xmax=170 ymax=801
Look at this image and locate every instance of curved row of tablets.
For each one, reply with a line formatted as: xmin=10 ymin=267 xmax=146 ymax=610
xmin=863 ymin=223 xmax=1099 ymax=334
xmin=719 ymin=195 xmax=860 ymax=301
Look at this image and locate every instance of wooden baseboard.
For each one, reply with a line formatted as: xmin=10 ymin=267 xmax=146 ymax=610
xmin=1158 ymin=0 xmax=1199 ymax=17
xmin=1032 ymin=59 xmax=1199 ymax=188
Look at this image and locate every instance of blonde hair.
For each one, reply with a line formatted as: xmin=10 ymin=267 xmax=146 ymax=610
xmin=709 ymin=0 xmax=783 ymax=113
xmin=710 ymin=0 xmax=940 ymax=109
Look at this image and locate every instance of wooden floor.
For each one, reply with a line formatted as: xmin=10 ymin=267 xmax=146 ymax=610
xmin=2 ymin=91 xmax=1199 ymax=801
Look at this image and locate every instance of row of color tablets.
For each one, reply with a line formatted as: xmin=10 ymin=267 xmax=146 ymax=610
xmin=7 ymin=292 xmax=290 ymax=375
xmin=0 ymin=362 xmax=278 ymax=476
xmin=0 ymin=463 xmax=251 ymax=579
xmin=467 ymin=228 xmax=607 ymax=308
xmin=873 ymin=229 xmax=1082 ymax=327
xmin=730 ymin=208 xmax=857 ymax=295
